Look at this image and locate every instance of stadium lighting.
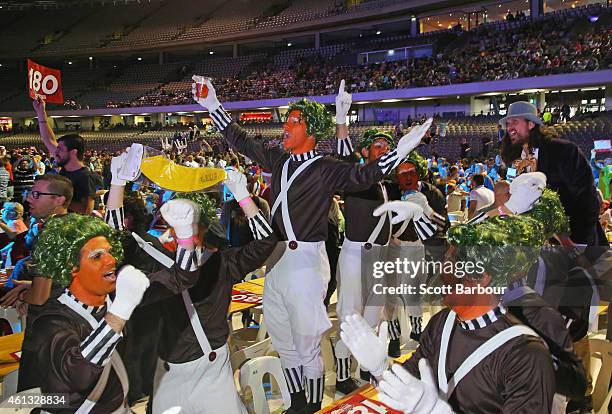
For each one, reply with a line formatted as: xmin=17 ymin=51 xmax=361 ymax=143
xmin=0 ymin=64 xmax=3 ymax=67
xmin=376 ymin=30 xmax=381 ymax=35
xmin=68 ymin=61 xmax=73 ymax=65
xmin=287 ymin=42 xmax=292 ymax=47
xmin=209 ymin=51 xmax=214 ymax=55
xmin=137 ymin=57 xmax=142 ymax=61
xmin=89 ymin=56 xmax=93 ymax=60
xmin=387 ymin=50 xmax=394 ymax=55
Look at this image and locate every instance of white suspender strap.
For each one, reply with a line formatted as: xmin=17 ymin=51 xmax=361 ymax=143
xmin=534 ymin=257 xmax=546 ymax=296
xmin=131 ymin=232 xmax=175 ymax=269
xmin=438 ymin=310 xmax=539 ymax=399
xmin=58 ymin=294 xmax=100 ymax=330
xmin=270 ymin=155 xmax=322 ymax=240
xmin=366 ymin=183 xmax=390 ymax=245
xmin=393 ymin=219 xmax=411 ymax=239
xmin=181 ymin=290 xmax=213 ymax=355
xmin=437 ymin=310 xmax=456 ymax=395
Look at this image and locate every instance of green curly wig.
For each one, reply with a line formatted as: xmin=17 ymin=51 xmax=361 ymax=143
xmin=33 ymin=214 xmax=124 ymax=286
xmin=284 ymin=99 xmax=334 ymax=141
xmin=175 ymin=192 xmax=218 ymax=228
xmin=358 ymin=129 xmax=396 ymax=151
xmin=523 ymin=188 xmax=569 ymax=237
xmin=400 ymin=151 xmax=429 ymax=179
xmin=447 ymin=215 xmax=546 ymax=287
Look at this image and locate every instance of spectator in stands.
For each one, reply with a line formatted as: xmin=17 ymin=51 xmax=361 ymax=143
xmin=13 ymin=159 xmax=35 ymax=204
xmin=500 ymin=101 xmax=607 ymax=245
xmin=0 ymin=161 xmax=9 ymax=205
xmin=33 ymin=97 xmax=97 ymax=215
xmin=467 ymin=173 xmax=494 ymax=219
xmin=0 ymin=202 xmax=27 ymax=237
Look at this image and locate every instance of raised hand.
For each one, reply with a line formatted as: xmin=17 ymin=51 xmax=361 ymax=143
xmin=191 ymin=75 xmax=221 ymax=112
xmin=335 ymin=79 xmax=352 ymax=125
xmin=160 ymin=199 xmax=200 ymax=239
xmin=339 ymin=314 xmax=388 ymax=377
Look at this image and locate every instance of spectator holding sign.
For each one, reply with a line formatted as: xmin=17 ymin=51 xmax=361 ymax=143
xmin=33 ymin=97 xmax=96 ymax=215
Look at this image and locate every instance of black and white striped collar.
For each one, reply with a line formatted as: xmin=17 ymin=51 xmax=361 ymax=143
xmin=290 ymin=150 xmax=318 ymax=162
xmin=457 ymin=305 xmax=506 ymax=330
xmin=60 ymin=288 xmax=108 ymax=315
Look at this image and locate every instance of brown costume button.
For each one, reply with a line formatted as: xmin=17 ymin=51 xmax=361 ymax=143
xmin=163 ymin=361 xmax=170 ymax=371
xmin=209 ymin=352 xmax=216 ymax=362
xmin=364 ymin=243 xmax=372 ymax=250
xmin=289 ymin=241 xmax=298 ymax=250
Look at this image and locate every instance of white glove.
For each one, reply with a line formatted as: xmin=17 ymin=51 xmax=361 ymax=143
xmin=191 ymin=75 xmax=221 ymax=112
xmin=378 ymin=360 xmax=454 ymax=414
xmin=403 ymin=192 xmax=434 ymax=218
xmin=110 ymin=149 xmax=129 ymax=186
xmin=339 ymin=314 xmax=388 ymax=378
xmin=504 ymin=171 xmax=547 ymax=214
xmin=160 ymin=199 xmax=200 ymax=239
xmin=108 ymin=265 xmax=150 ymax=320
xmin=335 ymin=79 xmax=352 ymax=125
xmin=396 ymin=118 xmax=433 ymax=160
xmin=224 ymin=169 xmax=250 ymax=202
xmin=374 ymin=200 xmax=425 ymax=224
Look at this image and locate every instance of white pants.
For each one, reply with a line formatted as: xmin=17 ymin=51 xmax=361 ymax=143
xmin=264 ymin=241 xmax=331 ymax=379
xmin=335 ymin=238 xmax=385 ymax=359
xmin=152 ymin=344 xmax=246 ymax=414
xmin=384 ymin=240 xmax=425 ymax=321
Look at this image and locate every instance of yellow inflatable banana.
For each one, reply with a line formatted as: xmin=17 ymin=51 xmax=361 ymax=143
xmin=140 ymin=155 xmax=226 ymax=192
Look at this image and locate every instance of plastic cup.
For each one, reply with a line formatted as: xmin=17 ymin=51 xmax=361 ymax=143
xmin=195 ymin=82 xmax=209 ymax=99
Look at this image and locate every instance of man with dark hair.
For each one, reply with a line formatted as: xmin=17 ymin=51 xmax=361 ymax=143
xmin=33 ymin=98 xmax=96 ymax=215
xmin=468 ymin=173 xmax=494 ymax=219
xmin=500 ymin=101 xmax=606 ymax=245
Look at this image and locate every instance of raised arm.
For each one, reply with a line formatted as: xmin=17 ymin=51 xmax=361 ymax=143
xmin=191 ymin=76 xmax=283 ymax=169
xmin=335 ymin=79 xmax=353 ymax=158
xmin=32 ymin=97 xmax=58 ymax=157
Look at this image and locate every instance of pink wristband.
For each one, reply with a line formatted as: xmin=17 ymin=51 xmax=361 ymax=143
xmin=176 ymin=236 xmax=197 ymax=246
xmin=239 ymin=197 xmax=252 ymax=207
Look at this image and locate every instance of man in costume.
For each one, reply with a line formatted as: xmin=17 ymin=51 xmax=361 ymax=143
xmin=150 ymin=171 xmax=276 ymax=414
xmin=192 ymin=76 xmax=430 ymax=413
xmin=26 ymin=201 xmax=200 ymax=413
xmin=341 ymin=200 xmax=557 ymax=413
xmin=500 ymin=101 xmax=606 ymax=246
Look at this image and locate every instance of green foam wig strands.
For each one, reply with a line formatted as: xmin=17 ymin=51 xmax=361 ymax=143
xmin=285 ymin=98 xmax=334 ymax=141
xmin=358 ymin=128 xmax=396 ymax=151
xmin=447 ymin=215 xmax=546 ymax=287
xmin=33 ymin=214 xmax=124 ymax=286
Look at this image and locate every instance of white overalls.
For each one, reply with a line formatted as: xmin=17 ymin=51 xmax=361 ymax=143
xmin=263 ymin=156 xmax=330 ymax=402
xmin=335 ymin=183 xmax=392 ymax=364
xmin=152 ymin=291 xmax=247 ymax=414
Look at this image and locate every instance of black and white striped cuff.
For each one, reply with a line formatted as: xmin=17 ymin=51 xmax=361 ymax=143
xmin=413 ymin=215 xmax=436 ymax=240
xmin=409 ymin=316 xmax=423 ymax=335
xmin=176 ymin=246 xmax=198 ymax=272
xmin=80 ymin=319 xmax=122 ymax=366
xmin=336 ymin=357 xmax=351 ymax=382
xmin=467 ymin=210 xmax=488 ymax=224
xmin=283 ymin=366 xmax=304 ymax=394
xmin=337 ymin=137 xmax=354 ymax=157
xmin=388 ymin=318 xmax=401 ymax=340
xmin=209 ymin=105 xmax=232 ymax=131
xmin=248 ymin=210 xmax=274 ymax=240
xmin=306 ymin=377 xmax=325 ymax=404
xmin=104 ymin=207 xmax=124 ymax=230
xmin=377 ymin=149 xmax=400 ymax=175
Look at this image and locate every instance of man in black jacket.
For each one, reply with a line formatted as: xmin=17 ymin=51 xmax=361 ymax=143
xmin=500 ymin=101 xmax=606 ymax=246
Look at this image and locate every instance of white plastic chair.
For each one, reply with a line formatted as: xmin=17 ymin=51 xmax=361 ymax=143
xmin=230 ymin=336 xmax=275 ymax=372
xmin=590 ymin=338 xmax=612 ymax=414
xmin=239 ymin=356 xmax=290 ymax=414
xmin=0 ymin=308 xmax=22 ymax=335
xmin=0 ymin=367 xmax=20 ymax=402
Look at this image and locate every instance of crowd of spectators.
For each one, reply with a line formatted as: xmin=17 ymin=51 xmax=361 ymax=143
xmin=107 ymin=8 xmax=611 ymax=108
